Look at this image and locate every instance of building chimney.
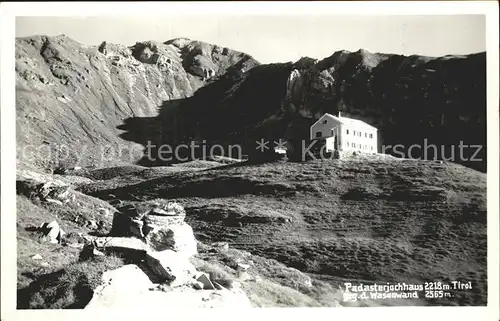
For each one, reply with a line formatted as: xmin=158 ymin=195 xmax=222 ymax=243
xmin=338 ymin=111 xmax=342 ymax=118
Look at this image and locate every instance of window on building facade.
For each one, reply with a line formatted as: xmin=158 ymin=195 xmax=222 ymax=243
xmin=365 ymin=133 xmax=367 ymax=138
xmin=316 ymin=131 xmax=322 ymax=138
xmin=353 ymin=130 xmax=356 ymax=135
xmin=346 ymin=129 xmax=349 ymax=135
xmin=369 ymin=133 xmax=373 ymax=139
xmin=323 ymin=120 xmax=327 ymax=124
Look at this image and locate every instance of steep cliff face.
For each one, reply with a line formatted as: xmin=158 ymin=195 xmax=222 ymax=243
xmin=283 ymin=49 xmax=486 ymax=172
xmin=15 ymin=35 xmax=259 ymax=171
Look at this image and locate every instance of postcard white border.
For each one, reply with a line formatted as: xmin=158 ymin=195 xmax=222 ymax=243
xmin=1 ymin=2 xmax=498 ymax=321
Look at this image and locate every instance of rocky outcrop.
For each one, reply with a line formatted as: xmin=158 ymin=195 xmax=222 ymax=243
xmin=145 ymin=223 xmax=197 ymax=255
xmin=111 ymin=200 xmax=197 ymax=257
xmin=38 ymin=221 xmax=66 ymax=244
xmin=145 ymin=250 xmax=197 ymax=286
xmin=86 ymin=264 xmax=252 ymax=309
xmin=85 ymin=264 xmax=155 ymax=308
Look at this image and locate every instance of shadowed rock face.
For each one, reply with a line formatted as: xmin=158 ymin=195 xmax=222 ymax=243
xmin=283 ymin=50 xmax=486 ymax=172
xmin=139 ymin=49 xmax=485 ymax=171
xmin=15 ymin=35 xmax=260 ymax=171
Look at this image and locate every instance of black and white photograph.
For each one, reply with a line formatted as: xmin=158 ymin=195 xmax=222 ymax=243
xmin=1 ymin=1 xmax=499 ymax=320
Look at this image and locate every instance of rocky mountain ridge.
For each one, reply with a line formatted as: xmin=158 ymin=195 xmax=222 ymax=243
xmin=16 ymin=35 xmax=486 ymax=172
xmin=16 ymin=34 xmax=259 ymax=170
xmin=150 ymin=48 xmax=485 ymax=171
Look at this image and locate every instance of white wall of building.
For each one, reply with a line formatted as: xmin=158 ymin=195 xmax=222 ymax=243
xmin=340 ymin=125 xmax=377 ymax=153
xmin=310 ymin=115 xmax=341 ymax=140
xmin=310 ymin=114 xmax=378 ymax=153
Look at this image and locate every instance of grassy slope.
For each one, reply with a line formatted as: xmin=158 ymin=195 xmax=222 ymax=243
xmin=82 ymin=155 xmax=487 ymax=306
xmin=18 ymin=161 xmax=349 ymax=308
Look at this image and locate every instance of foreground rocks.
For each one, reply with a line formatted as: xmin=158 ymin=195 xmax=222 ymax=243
xmin=82 ymin=201 xmax=254 ymax=308
xmin=86 ymin=264 xmax=252 ymax=309
xmin=145 ymin=250 xmax=198 ymax=286
xmin=38 ymin=221 xmax=66 ymax=244
xmin=112 ymin=200 xmax=197 ymax=257
xmin=145 ymin=223 xmax=197 ymax=256
xmin=16 ymin=179 xmax=75 ymax=204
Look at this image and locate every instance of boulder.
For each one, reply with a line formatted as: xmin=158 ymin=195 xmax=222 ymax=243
xmin=85 ymin=264 xmax=154 ymax=309
xmin=145 ymin=223 xmax=197 ymax=256
xmin=86 ymin=219 xmax=98 ymax=230
xmin=92 ymin=236 xmax=148 ymax=259
xmin=93 ymin=248 xmax=105 ymax=256
xmin=37 ymin=182 xmax=74 ymax=203
xmin=145 ymin=250 xmax=197 ymax=287
xmin=195 ymin=272 xmax=216 ymax=290
xmin=111 ymin=200 xmax=186 ymax=238
xmin=236 ymin=263 xmax=252 ymax=281
xmin=39 ymin=221 xmax=65 ymax=244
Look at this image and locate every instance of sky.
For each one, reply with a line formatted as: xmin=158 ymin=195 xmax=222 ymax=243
xmin=16 ymin=15 xmax=486 ymax=64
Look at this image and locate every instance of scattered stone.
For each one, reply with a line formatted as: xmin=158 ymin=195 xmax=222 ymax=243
xmin=236 ymin=263 xmax=252 ymax=281
xmin=196 ymin=272 xmax=216 ymax=290
xmin=86 ymin=220 xmax=98 ymax=230
xmin=145 ymin=250 xmax=197 ymax=287
xmin=212 ymin=281 xmax=227 ymax=291
xmin=31 ymin=254 xmax=42 ymax=260
xmin=45 ymin=198 xmax=63 ymax=205
xmin=93 ymin=248 xmax=105 ymax=256
xmin=98 ymin=207 xmax=111 ymax=217
xmin=40 ymin=262 xmax=50 ymax=267
xmin=87 ymin=279 xmax=252 ymax=309
xmin=39 ymin=221 xmax=65 ymax=244
xmin=37 ymin=182 xmax=73 ymax=203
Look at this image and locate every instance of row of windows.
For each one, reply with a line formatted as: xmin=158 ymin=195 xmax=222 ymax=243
xmin=346 ymin=129 xmax=373 ymax=139
xmin=345 ymin=142 xmax=374 ymax=151
xmin=315 ymin=129 xmax=374 ymax=139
